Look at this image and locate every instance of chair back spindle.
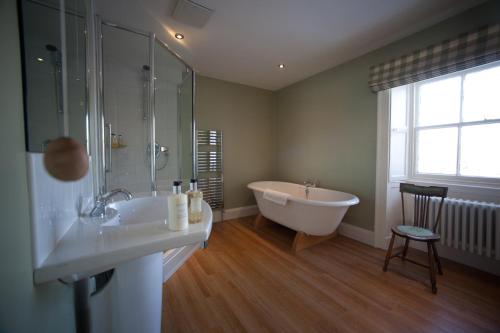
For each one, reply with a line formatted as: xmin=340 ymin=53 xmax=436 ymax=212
xmin=400 ymin=183 xmax=448 ymax=233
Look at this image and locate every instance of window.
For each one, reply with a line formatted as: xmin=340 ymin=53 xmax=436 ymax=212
xmin=389 ymin=61 xmax=500 ymax=185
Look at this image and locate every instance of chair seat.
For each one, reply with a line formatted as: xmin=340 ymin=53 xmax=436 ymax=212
xmin=392 ymin=225 xmax=440 ymax=240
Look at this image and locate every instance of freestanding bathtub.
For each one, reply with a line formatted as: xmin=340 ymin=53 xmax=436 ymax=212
xmin=248 ymin=181 xmax=359 ymax=236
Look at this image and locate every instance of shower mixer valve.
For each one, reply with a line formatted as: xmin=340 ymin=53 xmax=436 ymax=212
xmin=154 ymin=143 xmax=169 ymax=158
xmin=146 ymin=142 xmax=170 ymax=171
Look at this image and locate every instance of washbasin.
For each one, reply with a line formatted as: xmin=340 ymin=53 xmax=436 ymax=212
xmin=36 ymin=192 xmax=213 ymax=284
xmin=105 ymin=196 xmax=168 ymax=227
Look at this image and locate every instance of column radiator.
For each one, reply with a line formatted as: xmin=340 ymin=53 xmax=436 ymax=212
xmin=430 ymin=198 xmax=500 ymax=260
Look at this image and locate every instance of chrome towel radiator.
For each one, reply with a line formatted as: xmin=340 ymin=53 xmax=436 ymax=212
xmin=196 ymin=130 xmax=223 ymax=211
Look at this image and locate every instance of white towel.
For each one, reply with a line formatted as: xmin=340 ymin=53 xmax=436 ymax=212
xmin=263 ymin=189 xmax=290 ymax=206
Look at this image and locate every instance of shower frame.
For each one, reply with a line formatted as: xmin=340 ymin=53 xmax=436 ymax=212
xmin=94 ymin=17 xmax=197 ymax=194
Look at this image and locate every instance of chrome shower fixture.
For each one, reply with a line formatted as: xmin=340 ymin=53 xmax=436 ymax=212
xmin=142 ymin=64 xmax=150 ymax=120
xmin=146 ymin=142 xmax=170 ymax=171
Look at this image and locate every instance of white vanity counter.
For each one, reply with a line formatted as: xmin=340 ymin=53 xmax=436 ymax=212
xmin=33 ymin=194 xmax=212 ymax=284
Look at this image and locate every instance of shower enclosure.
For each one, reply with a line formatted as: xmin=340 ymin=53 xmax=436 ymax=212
xmin=96 ymin=19 xmax=194 ymax=194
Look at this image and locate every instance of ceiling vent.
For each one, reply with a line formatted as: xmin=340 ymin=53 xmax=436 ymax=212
xmin=171 ymin=0 xmax=214 ymax=28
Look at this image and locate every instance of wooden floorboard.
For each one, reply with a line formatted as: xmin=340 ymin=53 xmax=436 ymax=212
xmin=162 ymin=217 xmax=500 ymax=333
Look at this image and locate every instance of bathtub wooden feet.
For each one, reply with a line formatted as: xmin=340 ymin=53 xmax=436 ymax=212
xmin=292 ymin=231 xmax=338 ymax=252
xmin=253 ymin=214 xmax=273 ymax=229
xmin=253 ymin=214 xmax=337 ymax=251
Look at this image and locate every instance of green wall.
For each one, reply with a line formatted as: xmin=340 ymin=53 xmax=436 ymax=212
xmin=0 ymin=1 xmax=75 ymax=332
xmin=275 ymin=0 xmax=500 ymax=231
xmin=196 ymin=76 xmax=276 ymax=209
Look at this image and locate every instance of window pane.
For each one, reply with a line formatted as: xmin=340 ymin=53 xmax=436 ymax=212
xmin=391 ymin=85 xmax=407 ymax=129
xmin=416 ymin=127 xmax=458 ymax=175
xmin=463 ymin=65 xmax=500 ymax=122
xmin=417 ymin=76 xmax=461 ymax=126
xmin=460 ymin=123 xmax=500 ymax=178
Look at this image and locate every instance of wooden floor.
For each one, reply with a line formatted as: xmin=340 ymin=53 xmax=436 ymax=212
xmin=162 ymin=217 xmax=500 ymax=333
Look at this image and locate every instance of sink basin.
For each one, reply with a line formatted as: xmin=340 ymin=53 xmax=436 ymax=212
xmin=105 ymin=196 xmax=168 ymax=227
xmin=34 ymin=192 xmax=213 ymax=284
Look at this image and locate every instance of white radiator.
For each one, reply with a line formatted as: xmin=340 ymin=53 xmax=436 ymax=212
xmin=430 ymin=198 xmax=500 ymax=260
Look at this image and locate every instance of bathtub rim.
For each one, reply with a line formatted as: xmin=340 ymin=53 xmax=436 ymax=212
xmin=247 ymin=181 xmax=360 ymax=207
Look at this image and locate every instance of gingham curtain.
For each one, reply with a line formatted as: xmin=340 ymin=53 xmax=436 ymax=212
xmin=369 ymin=24 xmax=500 ymax=92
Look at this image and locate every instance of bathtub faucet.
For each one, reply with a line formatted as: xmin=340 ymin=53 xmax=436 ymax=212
xmin=304 ymin=179 xmax=318 ymax=187
xmin=304 ymin=179 xmax=318 ymax=199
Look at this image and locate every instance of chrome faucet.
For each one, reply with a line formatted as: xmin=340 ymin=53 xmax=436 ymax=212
xmin=303 ymin=179 xmax=318 ymax=199
xmin=89 ymin=188 xmax=133 ymax=217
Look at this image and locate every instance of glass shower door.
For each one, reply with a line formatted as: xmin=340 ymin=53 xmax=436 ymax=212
xmin=153 ymin=39 xmax=193 ymax=191
xmin=101 ymin=24 xmax=152 ymax=193
xmin=178 ymin=69 xmax=194 ymax=183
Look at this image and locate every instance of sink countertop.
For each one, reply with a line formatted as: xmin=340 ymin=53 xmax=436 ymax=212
xmin=33 ymin=198 xmax=213 ymax=284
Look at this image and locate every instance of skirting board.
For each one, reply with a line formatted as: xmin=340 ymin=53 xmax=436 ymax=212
xmin=212 ymin=205 xmax=259 ymax=222
xmin=163 ymin=243 xmax=200 ymax=282
xmin=338 ymin=222 xmax=375 ymax=247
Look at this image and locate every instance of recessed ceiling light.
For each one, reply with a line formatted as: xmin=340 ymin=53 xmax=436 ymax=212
xmin=278 ymin=63 xmax=285 ymax=69
xmin=37 ymin=57 xmax=44 ymax=62
xmin=175 ymin=33 xmax=184 ymax=40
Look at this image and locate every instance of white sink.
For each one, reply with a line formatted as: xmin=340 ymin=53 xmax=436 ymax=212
xmin=34 ymin=192 xmax=212 ymax=284
xmin=105 ymin=196 xmax=168 ymax=227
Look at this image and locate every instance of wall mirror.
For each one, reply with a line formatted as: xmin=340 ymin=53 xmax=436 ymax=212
xmin=19 ymin=0 xmax=89 ymax=153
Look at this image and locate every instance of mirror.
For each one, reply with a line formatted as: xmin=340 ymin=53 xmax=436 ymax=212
xmin=19 ymin=0 xmax=88 ymax=152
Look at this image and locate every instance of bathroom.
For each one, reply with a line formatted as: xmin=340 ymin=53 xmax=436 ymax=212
xmin=1 ymin=0 xmax=500 ymax=332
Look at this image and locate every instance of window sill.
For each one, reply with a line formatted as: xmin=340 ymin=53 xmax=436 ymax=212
xmin=389 ymin=178 xmax=500 ymax=203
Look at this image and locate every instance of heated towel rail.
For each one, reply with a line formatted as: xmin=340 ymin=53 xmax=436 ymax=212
xmin=196 ymin=130 xmax=223 ymax=211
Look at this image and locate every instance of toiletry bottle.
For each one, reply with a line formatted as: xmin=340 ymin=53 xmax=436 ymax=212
xmin=111 ymin=133 xmax=119 ymax=148
xmin=168 ymin=180 xmax=188 ymax=230
xmin=187 ymin=178 xmax=203 ymax=224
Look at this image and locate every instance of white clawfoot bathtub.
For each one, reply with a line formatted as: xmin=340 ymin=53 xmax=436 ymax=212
xmin=248 ymin=181 xmax=359 ymax=236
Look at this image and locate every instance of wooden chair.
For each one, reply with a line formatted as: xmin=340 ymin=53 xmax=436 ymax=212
xmin=383 ymin=183 xmax=448 ymax=293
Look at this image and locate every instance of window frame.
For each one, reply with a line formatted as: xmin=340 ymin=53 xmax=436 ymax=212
xmin=400 ymin=61 xmax=500 ymax=188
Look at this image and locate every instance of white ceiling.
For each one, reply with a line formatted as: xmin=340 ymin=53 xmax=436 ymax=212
xmin=96 ymin=0 xmax=483 ymax=91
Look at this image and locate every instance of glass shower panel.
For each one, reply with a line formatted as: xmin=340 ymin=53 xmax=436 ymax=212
xmin=153 ymin=40 xmax=193 ymax=191
xmin=179 ymin=70 xmax=194 ymax=183
xmin=101 ymin=25 xmax=151 ymax=193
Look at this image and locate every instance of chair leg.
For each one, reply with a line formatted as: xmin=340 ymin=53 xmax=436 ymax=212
xmin=402 ymin=238 xmax=410 ymax=261
xmin=383 ymin=233 xmax=396 ymax=272
xmin=427 ymin=242 xmax=437 ymax=294
xmin=431 ymin=241 xmax=443 ymax=275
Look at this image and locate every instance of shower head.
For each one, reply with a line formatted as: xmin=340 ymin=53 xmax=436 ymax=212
xmin=45 ymin=44 xmax=62 ymax=67
xmin=142 ymin=65 xmax=150 ymax=84
xmin=46 ymin=44 xmax=58 ymax=52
